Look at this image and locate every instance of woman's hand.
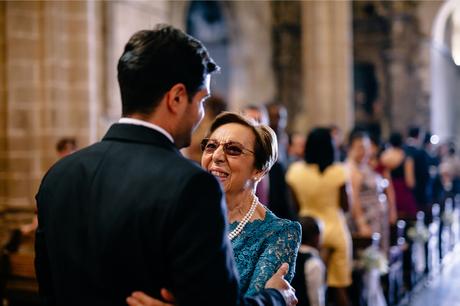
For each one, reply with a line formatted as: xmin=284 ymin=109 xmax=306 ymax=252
xmin=126 ymin=289 xmax=175 ymax=306
xmin=265 ymin=263 xmax=298 ymax=306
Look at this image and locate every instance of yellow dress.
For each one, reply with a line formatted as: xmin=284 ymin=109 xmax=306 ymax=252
xmin=286 ymin=162 xmax=352 ymax=287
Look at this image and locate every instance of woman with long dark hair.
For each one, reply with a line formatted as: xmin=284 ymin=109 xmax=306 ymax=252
xmin=286 ymin=127 xmax=351 ymax=306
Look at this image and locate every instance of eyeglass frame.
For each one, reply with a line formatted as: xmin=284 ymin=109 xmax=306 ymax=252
xmin=200 ymin=138 xmax=255 ymax=156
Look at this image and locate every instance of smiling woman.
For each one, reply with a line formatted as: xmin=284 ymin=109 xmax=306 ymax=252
xmin=199 ymin=111 xmax=301 ymax=296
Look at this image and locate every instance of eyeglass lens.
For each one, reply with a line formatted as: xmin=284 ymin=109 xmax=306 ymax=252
xmin=201 ymin=139 xmax=245 ymax=156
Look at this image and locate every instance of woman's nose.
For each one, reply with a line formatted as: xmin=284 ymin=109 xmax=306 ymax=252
xmin=212 ymin=144 xmax=226 ymax=162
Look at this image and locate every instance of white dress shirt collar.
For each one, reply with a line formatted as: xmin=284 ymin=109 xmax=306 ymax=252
xmin=118 ymin=118 xmax=174 ymax=144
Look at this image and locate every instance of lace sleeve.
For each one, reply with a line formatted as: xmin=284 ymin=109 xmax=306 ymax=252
xmin=245 ymin=221 xmax=301 ymax=297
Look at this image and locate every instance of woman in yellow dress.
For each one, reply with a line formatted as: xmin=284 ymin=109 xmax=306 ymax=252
xmin=286 ymin=127 xmax=352 ymax=306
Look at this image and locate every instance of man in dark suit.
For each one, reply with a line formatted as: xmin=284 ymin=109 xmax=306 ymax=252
xmin=405 ymin=126 xmax=429 ymax=212
xmin=35 ymin=25 xmax=296 ymax=306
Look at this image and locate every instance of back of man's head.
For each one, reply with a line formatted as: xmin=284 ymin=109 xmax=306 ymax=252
xmin=118 ymin=25 xmax=219 ymax=116
xmin=407 ymin=126 xmax=420 ymax=139
xmin=299 ymin=216 xmax=322 ymax=249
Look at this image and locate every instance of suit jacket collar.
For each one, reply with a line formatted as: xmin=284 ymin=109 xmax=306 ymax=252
xmin=102 ymin=123 xmax=179 ymax=153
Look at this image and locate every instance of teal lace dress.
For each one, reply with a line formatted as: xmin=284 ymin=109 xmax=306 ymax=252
xmin=229 ymin=209 xmax=301 ymax=297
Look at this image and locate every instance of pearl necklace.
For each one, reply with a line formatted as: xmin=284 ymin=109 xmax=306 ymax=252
xmin=228 ymin=195 xmax=258 ymax=240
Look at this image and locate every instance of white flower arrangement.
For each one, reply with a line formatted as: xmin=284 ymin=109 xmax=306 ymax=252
xmin=359 ymin=246 xmax=388 ymax=275
xmin=442 ymin=210 xmax=454 ymax=226
xmin=407 ymin=225 xmax=430 ymax=243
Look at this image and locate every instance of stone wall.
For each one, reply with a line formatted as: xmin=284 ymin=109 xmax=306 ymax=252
xmin=353 ymin=1 xmax=442 ymax=138
xmin=0 ymin=0 xmax=171 ymax=245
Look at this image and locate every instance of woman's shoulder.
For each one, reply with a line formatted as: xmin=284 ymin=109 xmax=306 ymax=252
xmin=328 ymin=162 xmax=346 ymax=173
xmin=286 ymin=161 xmax=308 ymax=174
xmin=323 ymin=163 xmax=347 ymax=183
xmin=265 ymin=211 xmax=301 ymax=238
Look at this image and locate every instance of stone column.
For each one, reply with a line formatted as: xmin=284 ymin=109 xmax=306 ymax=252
xmin=299 ymin=1 xmax=353 ymax=134
xmin=227 ymin=1 xmax=275 ymax=111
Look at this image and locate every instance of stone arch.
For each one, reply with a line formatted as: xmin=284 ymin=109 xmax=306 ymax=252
xmin=431 ymin=0 xmax=460 ymax=146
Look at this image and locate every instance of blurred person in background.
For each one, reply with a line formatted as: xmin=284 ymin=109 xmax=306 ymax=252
xmin=346 ymin=130 xmax=391 ymax=253
xmin=368 ymin=135 xmax=397 ymax=226
xmin=433 ymin=142 xmax=460 ymax=203
xmin=405 ymin=126 xmax=429 ymax=212
xmin=267 ymin=102 xmax=289 ymax=167
xmin=381 ymin=132 xmax=417 ymax=220
xmin=56 ymin=137 xmax=78 ymax=158
xmin=291 ymin=216 xmax=326 ymax=306
xmin=287 ymin=132 xmax=306 ymax=167
xmin=330 ymin=125 xmax=347 ymax=162
xmin=242 ymin=105 xmax=296 ymax=220
xmin=181 ymin=95 xmax=227 ymax=163
xmin=286 ymin=127 xmax=351 ymax=306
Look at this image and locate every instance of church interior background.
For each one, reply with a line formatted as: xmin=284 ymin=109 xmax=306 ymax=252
xmin=0 ymin=0 xmax=460 ymax=304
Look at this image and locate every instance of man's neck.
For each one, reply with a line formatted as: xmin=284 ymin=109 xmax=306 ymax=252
xmin=119 ymin=115 xmax=175 ymax=144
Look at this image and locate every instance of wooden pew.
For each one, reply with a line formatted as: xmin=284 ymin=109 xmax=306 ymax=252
xmin=0 ymin=230 xmax=39 ymax=306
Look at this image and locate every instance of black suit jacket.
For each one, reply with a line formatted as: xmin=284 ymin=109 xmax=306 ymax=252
xmin=35 ymin=123 xmax=285 ymax=306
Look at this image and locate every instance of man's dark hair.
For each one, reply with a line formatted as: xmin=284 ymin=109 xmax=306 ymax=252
xmin=389 ymin=132 xmax=403 ymax=148
xmin=304 ymin=127 xmax=335 ymax=173
xmin=117 ymin=25 xmax=219 ymax=116
xmin=348 ymin=128 xmax=369 ymax=146
xmin=205 ymin=95 xmax=227 ymax=118
xmin=299 ymin=216 xmax=321 ymax=246
xmin=407 ymin=126 xmax=420 ymax=139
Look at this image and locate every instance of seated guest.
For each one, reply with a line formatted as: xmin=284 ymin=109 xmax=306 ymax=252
xmin=127 ymin=112 xmax=301 ymax=305
xmin=292 ymin=216 xmax=326 ymax=306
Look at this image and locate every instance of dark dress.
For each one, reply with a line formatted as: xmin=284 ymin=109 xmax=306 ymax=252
xmin=390 ymin=157 xmax=417 ymax=218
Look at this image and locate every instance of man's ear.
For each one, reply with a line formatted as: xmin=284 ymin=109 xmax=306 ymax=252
xmin=165 ymin=83 xmax=188 ymax=114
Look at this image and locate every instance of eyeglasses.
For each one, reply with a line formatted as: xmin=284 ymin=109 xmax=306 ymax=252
xmin=200 ymin=138 xmax=254 ymax=156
